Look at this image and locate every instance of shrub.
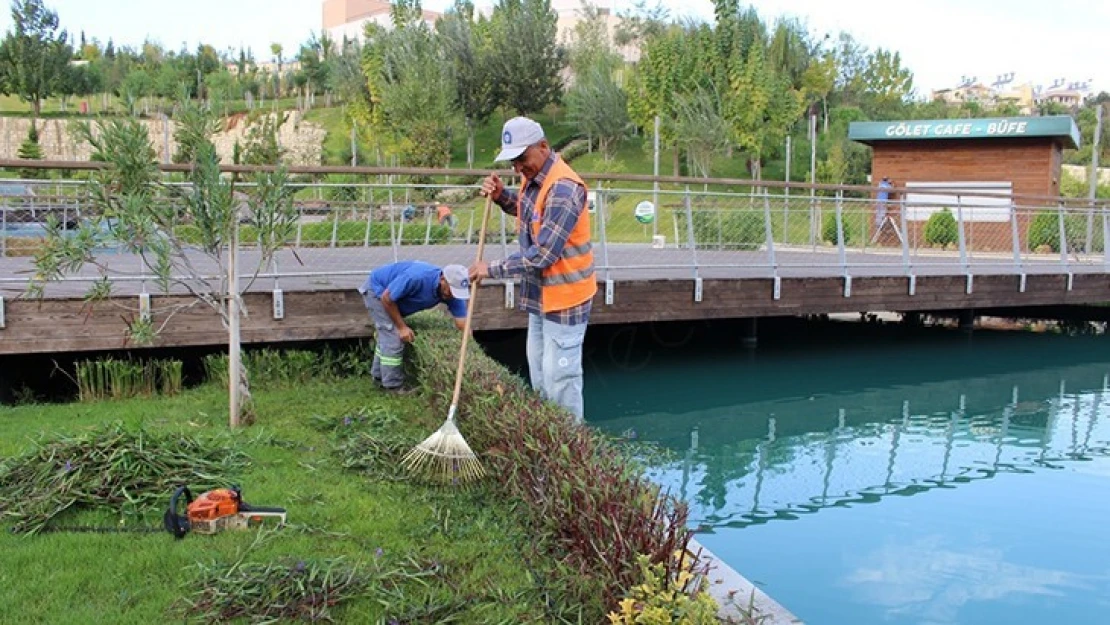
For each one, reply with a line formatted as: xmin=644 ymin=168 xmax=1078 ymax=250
xmin=1026 ymin=210 xmax=1101 ymax=253
xmin=924 ymin=209 xmax=958 ymax=247
xmin=18 ymin=125 xmax=46 ymax=180
xmin=324 ymin=175 xmax=362 ymax=203
xmin=1027 ymin=211 xmax=1057 ymax=252
xmin=559 ymin=139 xmax=591 ymax=163
xmin=678 ymin=209 xmax=764 ymax=250
xmin=821 ymin=210 xmax=856 ymax=245
xmin=607 ymin=552 xmax=719 ymax=625
xmin=409 ymin=314 xmax=695 ymax=618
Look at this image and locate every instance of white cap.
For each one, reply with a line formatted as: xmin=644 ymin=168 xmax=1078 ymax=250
xmin=495 ymin=116 xmax=545 ymax=161
xmin=442 ymin=264 xmax=471 ymax=300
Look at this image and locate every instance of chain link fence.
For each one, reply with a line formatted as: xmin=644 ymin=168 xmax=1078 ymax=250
xmin=3 ymin=171 xmax=1109 ymax=299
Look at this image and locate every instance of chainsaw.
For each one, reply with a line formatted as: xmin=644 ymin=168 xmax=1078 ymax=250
xmin=163 ymin=485 xmax=287 ymax=539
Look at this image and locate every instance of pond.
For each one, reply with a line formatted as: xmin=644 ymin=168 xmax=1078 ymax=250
xmin=577 ymin=319 xmax=1110 ymax=625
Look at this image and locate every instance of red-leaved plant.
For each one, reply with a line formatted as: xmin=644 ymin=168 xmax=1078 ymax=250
xmin=410 ymin=315 xmax=696 ymax=615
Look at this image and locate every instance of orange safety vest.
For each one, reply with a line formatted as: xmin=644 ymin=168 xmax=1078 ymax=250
xmin=517 ymin=157 xmax=597 ymax=313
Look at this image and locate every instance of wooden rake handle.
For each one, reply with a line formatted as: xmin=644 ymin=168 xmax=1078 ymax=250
xmin=449 ymin=194 xmax=493 ymax=411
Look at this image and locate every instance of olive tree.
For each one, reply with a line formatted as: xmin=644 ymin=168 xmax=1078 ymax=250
xmin=30 ymin=103 xmax=298 ymax=427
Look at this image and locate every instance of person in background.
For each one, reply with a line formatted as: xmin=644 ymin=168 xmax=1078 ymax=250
xmin=875 ymin=176 xmax=893 ymax=231
xmin=358 ymin=261 xmax=470 ymax=393
xmin=436 ymin=203 xmax=458 ymax=231
xmin=469 ymin=116 xmax=595 ymax=423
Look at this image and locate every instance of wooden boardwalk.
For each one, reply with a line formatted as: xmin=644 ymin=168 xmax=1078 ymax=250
xmin=2 ymin=244 xmax=1108 ymax=355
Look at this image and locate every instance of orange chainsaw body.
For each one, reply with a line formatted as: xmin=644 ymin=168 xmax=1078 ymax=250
xmin=165 ymin=485 xmax=287 ymax=538
xmin=186 ymin=488 xmax=241 ymax=523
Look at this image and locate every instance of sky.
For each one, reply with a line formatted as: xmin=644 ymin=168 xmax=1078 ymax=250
xmin=0 ymin=0 xmax=1106 ymax=97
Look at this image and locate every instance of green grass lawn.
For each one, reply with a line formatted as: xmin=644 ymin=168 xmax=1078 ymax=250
xmin=0 ymin=371 xmax=554 ymax=623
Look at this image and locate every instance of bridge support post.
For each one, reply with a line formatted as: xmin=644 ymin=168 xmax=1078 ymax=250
xmin=742 ymin=317 xmax=758 ymax=349
xmin=958 ymin=309 xmax=975 ymax=334
xmin=901 ymin=311 xmax=921 ymax=327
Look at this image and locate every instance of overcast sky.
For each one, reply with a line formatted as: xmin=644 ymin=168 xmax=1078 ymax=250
xmin=1 ymin=0 xmax=1105 ymax=97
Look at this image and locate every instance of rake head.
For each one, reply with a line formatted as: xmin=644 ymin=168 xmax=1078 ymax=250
xmin=401 ymin=417 xmax=485 ymax=484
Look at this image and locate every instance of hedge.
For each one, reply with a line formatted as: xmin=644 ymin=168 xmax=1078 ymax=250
xmin=406 ymin=313 xmax=699 ymax=618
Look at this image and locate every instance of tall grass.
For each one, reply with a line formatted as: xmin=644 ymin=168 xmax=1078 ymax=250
xmin=75 ymin=358 xmax=184 ymax=402
xmin=203 ymin=342 xmax=374 ymax=389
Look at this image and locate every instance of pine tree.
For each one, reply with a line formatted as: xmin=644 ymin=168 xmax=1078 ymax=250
xmin=18 ymin=124 xmax=45 ymax=179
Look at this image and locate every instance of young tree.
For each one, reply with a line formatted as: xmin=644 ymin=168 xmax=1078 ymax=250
xmin=0 ymin=0 xmax=72 ymax=120
xmin=487 ymin=0 xmax=565 ymax=115
xmin=362 ymin=0 xmax=457 ymax=168
xmin=800 ymin=51 xmax=836 ymax=132
xmin=672 ymin=86 xmax=730 ymax=178
xmin=565 ymin=65 xmax=631 ymax=160
xmin=437 ymin=0 xmax=497 ymax=167
xmin=17 ymin=123 xmax=45 ymax=178
xmin=861 ymin=48 xmax=914 ymax=119
xmin=270 ymin=42 xmax=284 ymax=97
xmin=627 ymin=24 xmax=710 ymax=175
xmin=30 ymin=103 xmax=298 ymax=428
xmin=567 ymin=1 xmax=620 ymax=78
xmin=613 ymin=0 xmax=669 ymax=49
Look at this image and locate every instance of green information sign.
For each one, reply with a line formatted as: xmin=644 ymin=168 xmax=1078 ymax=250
xmin=848 ymin=115 xmax=1080 ymax=148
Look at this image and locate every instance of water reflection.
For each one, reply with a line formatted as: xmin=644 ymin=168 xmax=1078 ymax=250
xmin=582 ymin=326 xmax=1110 ymax=624
xmin=843 ymin=537 xmax=1108 ymax=624
xmin=595 ymin=364 xmax=1110 ymax=531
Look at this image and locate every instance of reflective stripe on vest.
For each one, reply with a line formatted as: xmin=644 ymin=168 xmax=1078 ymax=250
xmin=517 ymin=157 xmax=598 ymax=313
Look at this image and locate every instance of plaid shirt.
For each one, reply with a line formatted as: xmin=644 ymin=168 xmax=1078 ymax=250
xmin=487 ymin=153 xmax=592 ymax=325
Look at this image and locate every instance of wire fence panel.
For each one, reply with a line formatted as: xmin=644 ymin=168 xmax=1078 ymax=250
xmin=3 ymin=174 xmax=1109 ymax=300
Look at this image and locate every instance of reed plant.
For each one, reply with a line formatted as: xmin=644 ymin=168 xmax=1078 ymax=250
xmin=203 ymin=342 xmax=374 ymax=389
xmin=75 ymin=357 xmax=185 ymax=401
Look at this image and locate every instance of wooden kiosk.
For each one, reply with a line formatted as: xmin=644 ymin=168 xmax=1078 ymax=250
xmin=848 ymin=115 xmax=1081 ymax=250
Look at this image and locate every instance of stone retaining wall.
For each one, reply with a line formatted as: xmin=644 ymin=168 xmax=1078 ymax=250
xmin=0 ymin=112 xmax=325 ymax=166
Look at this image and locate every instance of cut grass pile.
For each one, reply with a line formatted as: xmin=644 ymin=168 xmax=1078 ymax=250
xmin=0 ymin=424 xmax=248 ymax=535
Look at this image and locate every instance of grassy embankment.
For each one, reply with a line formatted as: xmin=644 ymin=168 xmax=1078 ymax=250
xmin=1 ymin=315 xmax=701 ymax=623
xmin=0 ymin=338 xmax=565 ymax=623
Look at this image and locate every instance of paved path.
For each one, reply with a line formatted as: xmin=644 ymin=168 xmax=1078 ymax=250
xmin=1 ymin=242 xmax=1103 ymax=299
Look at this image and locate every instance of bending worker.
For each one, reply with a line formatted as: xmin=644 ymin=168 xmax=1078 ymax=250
xmin=469 ymin=116 xmax=595 ymax=423
xmin=358 ymin=261 xmax=470 ymax=393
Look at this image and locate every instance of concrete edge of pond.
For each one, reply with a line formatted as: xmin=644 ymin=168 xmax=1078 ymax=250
xmin=690 ymin=537 xmax=804 ymax=624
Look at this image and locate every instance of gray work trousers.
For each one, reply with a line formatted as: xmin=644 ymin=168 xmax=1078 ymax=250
xmin=362 ymin=292 xmax=405 ymax=388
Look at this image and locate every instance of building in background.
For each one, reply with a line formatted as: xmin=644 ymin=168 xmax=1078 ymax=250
xmin=321 ymin=0 xmax=637 ymax=63
xmin=322 ymin=0 xmax=441 ymax=44
xmin=930 ymin=74 xmax=1093 ymax=114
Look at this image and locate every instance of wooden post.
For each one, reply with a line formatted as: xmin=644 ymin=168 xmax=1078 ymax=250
xmin=228 ymin=218 xmax=241 ymax=428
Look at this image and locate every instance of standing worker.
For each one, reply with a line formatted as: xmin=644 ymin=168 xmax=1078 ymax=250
xmin=358 ymin=261 xmax=471 ymax=393
xmin=469 ymin=116 xmax=596 ymax=423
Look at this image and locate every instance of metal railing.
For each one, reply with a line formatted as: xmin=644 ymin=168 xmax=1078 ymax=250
xmin=2 ymin=168 xmax=1109 ymax=299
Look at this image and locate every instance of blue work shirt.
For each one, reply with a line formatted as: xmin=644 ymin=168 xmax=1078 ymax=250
xmin=359 ymin=261 xmax=467 ymax=319
xmin=877 ymin=181 xmax=892 ymax=201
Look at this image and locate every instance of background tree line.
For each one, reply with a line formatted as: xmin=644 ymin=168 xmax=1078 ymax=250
xmin=1 ymin=0 xmax=1106 ymax=184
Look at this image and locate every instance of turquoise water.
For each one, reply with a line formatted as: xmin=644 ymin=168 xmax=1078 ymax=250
xmin=584 ymin=322 xmax=1110 ymax=625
